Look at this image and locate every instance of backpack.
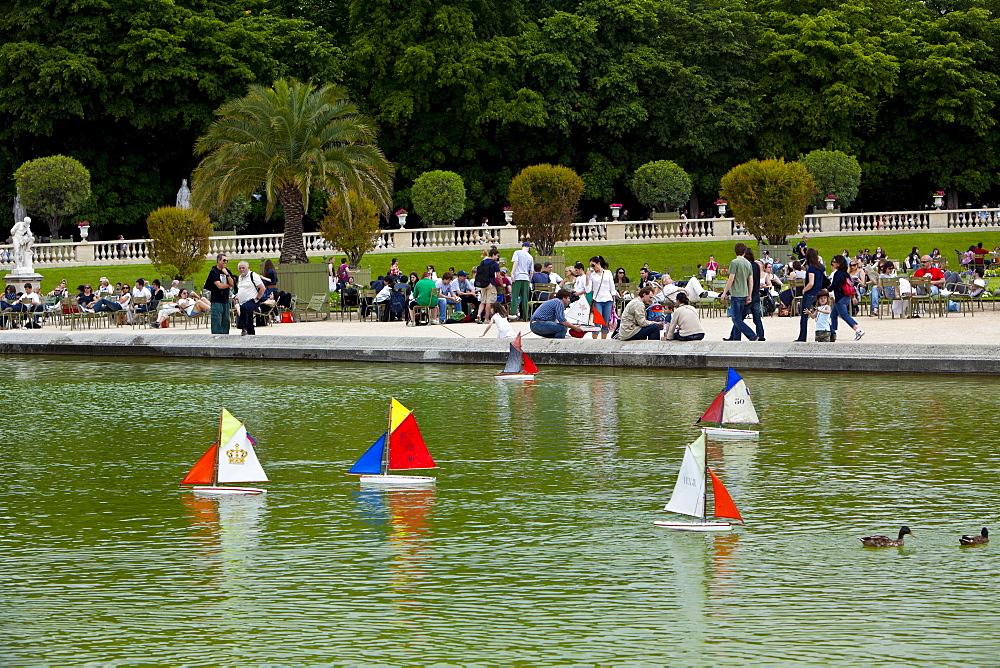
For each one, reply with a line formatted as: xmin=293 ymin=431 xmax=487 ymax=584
xmin=390 ymin=290 xmax=407 ymax=314
xmin=448 ymin=310 xmax=468 ymax=323
xmin=474 ymin=260 xmax=495 ymax=288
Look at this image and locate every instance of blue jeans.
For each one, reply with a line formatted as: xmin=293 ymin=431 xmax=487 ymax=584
xmin=210 ymin=302 xmax=230 ymax=334
xmin=626 ymin=324 xmax=661 ymax=340
xmin=831 ymin=295 xmax=858 ymax=332
xmin=728 ymin=298 xmax=757 ymax=340
xmin=438 ymin=297 xmax=449 ymax=323
xmin=869 ymin=286 xmax=880 ymax=310
xmin=593 ymin=300 xmax=613 ymax=334
xmin=797 ymin=294 xmax=817 ymax=341
xmin=530 ymin=320 xmax=567 ymax=338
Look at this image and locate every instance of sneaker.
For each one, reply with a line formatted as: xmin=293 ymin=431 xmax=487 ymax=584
xmin=855 ymin=329 xmax=865 ymax=341
xmin=151 ymin=322 xmax=160 ymax=328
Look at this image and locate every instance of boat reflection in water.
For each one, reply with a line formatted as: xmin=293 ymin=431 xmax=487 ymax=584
xmin=181 ymin=492 xmax=268 ymax=586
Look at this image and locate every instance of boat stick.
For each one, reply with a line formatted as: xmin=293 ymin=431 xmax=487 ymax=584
xmin=440 ymin=323 xmax=467 ymax=338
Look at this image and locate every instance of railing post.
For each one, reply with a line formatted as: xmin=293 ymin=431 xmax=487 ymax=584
xmin=928 ymin=211 xmax=948 ymax=230
xmin=499 ymin=226 xmax=519 ymax=247
xmin=394 ymin=230 xmax=412 ymax=249
xmin=606 ymin=221 xmax=626 ymax=242
xmin=77 ymin=242 xmax=95 ymax=264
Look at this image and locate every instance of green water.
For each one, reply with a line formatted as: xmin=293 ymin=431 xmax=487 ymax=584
xmin=1 ymin=357 xmax=998 ymax=665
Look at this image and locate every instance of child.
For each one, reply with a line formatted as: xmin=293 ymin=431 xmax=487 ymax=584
xmin=810 ymin=289 xmax=832 ymax=342
xmin=480 ymin=302 xmax=515 ymax=338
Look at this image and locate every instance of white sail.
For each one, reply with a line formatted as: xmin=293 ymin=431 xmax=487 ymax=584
xmin=722 ymin=379 xmax=759 ymax=424
xmin=217 ymin=425 xmax=269 ymax=483
xmin=664 ymin=433 xmax=707 ymax=519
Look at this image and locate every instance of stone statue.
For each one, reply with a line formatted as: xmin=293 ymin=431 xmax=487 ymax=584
xmin=13 ymin=193 xmax=25 ymax=225
xmin=176 ymin=179 xmax=191 ymax=209
xmin=11 ymin=216 xmax=34 ymax=274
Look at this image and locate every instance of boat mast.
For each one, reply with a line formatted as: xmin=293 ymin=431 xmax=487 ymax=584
xmin=212 ymin=407 xmax=223 ymax=487
xmin=703 ymin=435 xmax=709 ymax=522
xmin=381 ymin=399 xmax=393 ymax=476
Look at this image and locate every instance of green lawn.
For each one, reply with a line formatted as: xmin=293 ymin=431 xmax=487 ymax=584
xmin=32 ymin=231 xmax=998 ymax=294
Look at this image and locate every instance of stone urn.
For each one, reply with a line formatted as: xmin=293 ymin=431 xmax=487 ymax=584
xmin=504 ymin=209 xmax=513 ymax=225
xmin=397 ymin=212 xmax=408 ymax=228
xmin=78 ymin=225 xmax=90 ymax=240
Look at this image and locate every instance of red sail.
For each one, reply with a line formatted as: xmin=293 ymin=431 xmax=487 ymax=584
xmin=388 ymin=413 xmax=437 ymax=470
xmin=181 ymin=444 xmax=217 ymax=485
xmin=512 ymin=332 xmax=523 ymax=351
xmin=522 ymin=352 xmax=538 ymax=374
xmin=698 ymin=392 xmax=725 ymax=424
xmin=708 ymin=467 xmax=743 ymax=523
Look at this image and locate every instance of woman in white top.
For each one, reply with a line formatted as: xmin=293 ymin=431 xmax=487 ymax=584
xmin=588 ymin=255 xmax=615 ymax=339
xmin=480 ymin=302 xmax=515 ymax=338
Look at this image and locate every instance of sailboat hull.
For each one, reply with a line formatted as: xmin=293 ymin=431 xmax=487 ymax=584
xmin=359 ymin=474 xmax=435 ymax=485
xmin=493 ymin=373 xmax=535 ymax=380
xmin=701 ymin=426 xmax=759 ymax=439
xmin=191 ymin=485 xmax=266 ymax=495
xmin=653 ymin=520 xmax=735 ymax=532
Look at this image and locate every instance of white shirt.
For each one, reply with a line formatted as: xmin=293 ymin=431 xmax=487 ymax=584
xmin=132 ymin=286 xmax=151 ymax=301
xmin=20 ymin=291 xmax=41 ymax=305
xmin=491 ymin=313 xmax=515 ymax=338
xmin=97 ymin=284 xmax=114 ymax=296
xmin=589 ymin=269 xmax=615 ymax=302
xmin=573 ymin=273 xmax=590 ymax=295
xmin=236 ymin=271 xmax=263 ymax=303
xmin=164 ymin=286 xmax=180 ymax=299
xmin=511 ymin=248 xmax=534 ymax=281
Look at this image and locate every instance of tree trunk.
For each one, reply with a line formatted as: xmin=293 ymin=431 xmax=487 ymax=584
xmin=46 ymin=215 xmax=62 ymax=239
xmin=279 ymin=186 xmax=310 ymax=264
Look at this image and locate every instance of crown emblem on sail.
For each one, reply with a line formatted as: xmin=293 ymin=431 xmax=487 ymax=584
xmin=225 ymin=445 xmax=247 ymax=464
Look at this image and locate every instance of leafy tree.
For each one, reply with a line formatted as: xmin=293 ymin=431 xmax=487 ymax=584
xmin=720 ymin=158 xmax=815 ymax=245
xmin=630 ymin=160 xmax=692 ymax=213
xmin=508 ymin=164 xmax=584 ymax=255
xmin=13 ymin=154 xmax=91 ymax=238
xmin=411 ymin=170 xmax=466 ymax=225
xmin=318 ymin=189 xmax=381 ymax=268
xmin=191 ymin=78 xmax=393 ymax=264
xmin=800 ymin=149 xmax=862 ymax=209
xmin=146 ymin=206 xmax=211 ymax=280
xmin=210 ymin=194 xmax=252 ymax=233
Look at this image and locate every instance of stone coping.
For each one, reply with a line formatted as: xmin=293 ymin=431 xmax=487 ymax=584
xmin=1 ymin=331 xmax=996 ymax=375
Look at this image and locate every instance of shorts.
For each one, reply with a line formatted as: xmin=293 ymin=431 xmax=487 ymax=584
xmin=815 ymin=330 xmax=831 ymax=342
xmin=481 ymin=283 xmax=497 ymax=304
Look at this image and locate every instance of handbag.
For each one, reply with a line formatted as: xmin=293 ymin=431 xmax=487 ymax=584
xmin=281 ymin=311 xmax=295 ymax=323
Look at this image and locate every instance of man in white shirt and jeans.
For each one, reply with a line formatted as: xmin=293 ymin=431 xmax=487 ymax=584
xmin=235 ymin=261 xmax=266 ymax=336
xmin=510 ymin=241 xmax=534 ymax=321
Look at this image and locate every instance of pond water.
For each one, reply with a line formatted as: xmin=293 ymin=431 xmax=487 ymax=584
xmin=1 ymin=357 xmax=998 ymax=664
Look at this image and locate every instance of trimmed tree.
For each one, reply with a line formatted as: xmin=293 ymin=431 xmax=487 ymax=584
xmin=800 ymin=149 xmax=862 ymax=209
xmin=191 ymin=78 xmax=393 ymax=264
xmin=719 ymin=158 xmax=815 ymax=245
xmin=411 ymin=170 xmax=466 ymax=225
xmin=318 ymin=189 xmax=381 ymax=268
xmin=630 ymin=160 xmax=692 ymax=213
xmin=508 ymin=164 xmax=584 ymax=256
xmin=13 ymin=155 xmax=92 ymax=238
xmin=146 ymin=206 xmax=212 ymax=280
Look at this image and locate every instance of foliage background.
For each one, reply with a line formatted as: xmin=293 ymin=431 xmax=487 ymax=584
xmin=4 ymin=0 xmax=1000 ymax=237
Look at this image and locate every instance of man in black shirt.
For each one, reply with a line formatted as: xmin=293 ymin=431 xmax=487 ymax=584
xmin=204 ymin=253 xmax=235 ymax=334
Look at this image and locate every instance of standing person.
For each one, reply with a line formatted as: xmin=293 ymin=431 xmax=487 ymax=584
xmin=204 ymin=253 xmax=235 ymax=334
xmin=510 ymin=241 xmax=534 ymax=321
xmin=720 ymin=242 xmax=758 ymax=341
xmin=529 ymin=289 xmax=585 ymax=339
xmin=744 ymin=248 xmax=766 ymax=341
xmin=572 ymin=262 xmax=591 ymax=301
xmin=388 ymin=258 xmax=402 ymax=278
xmin=335 ymin=257 xmax=354 ymax=292
xmin=261 ymin=259 xmax=278 ymax=300
xmin=327 ymin=257 xmax=336 ymax=292
xmin=829 ymin=255 xmax=865 ymax=341
xmin=795 ymin=248 xmax=825 ymax=342
xmin=235 ymin=260 xmax=266 ymax=336
xmin=794 ymin=235 xmax=809 ymax=261
xmin=474 ymin=248 xmax=501 ymax=323
xmin=618 ymin=286 xmax=663 ymax=340
xmin=588 ymin=255 xmax=614 ymax=339
xmin=809 ymin=289 xmax=833 ymax=342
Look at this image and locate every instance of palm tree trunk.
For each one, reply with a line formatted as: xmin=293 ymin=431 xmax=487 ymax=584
xmin=278 ymin=186 xmax=310 ymax=264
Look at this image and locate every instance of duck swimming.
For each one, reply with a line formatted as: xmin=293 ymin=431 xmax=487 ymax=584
xmin=959 ymin=527 xmax=989 ymax=546
xmin=859 ymin=526 xmax=913 ymax=547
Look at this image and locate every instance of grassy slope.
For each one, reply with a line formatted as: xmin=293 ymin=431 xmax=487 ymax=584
xmin=36 ymin=231 xmax=998 ymax=293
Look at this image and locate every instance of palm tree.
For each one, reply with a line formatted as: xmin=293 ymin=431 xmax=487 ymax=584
xmin=191 ymin=78 xmax=393 ymax=264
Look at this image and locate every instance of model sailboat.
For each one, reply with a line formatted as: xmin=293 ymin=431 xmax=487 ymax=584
xmin=697 ymin=368 xmax=760 ymax=438
xmin=348 ymin=398 xmax=437 ymax=485
xmin=495 ymin=333 xmax=538 ymax=379
xmin=180 ymin=408 xmax=269 ymax=495
xmin=654 ymin=432 xmax=744 ymax=531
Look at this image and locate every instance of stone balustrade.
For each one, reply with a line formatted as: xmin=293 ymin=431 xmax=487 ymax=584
xmin=1 ymin=208 xmax=996 ymax=269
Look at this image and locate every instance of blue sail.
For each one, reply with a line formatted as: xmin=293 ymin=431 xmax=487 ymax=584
xmin=348 ymin=434 xmax=386 ymax=475
xmin=724 ymin=367 xmax=744 ymax=393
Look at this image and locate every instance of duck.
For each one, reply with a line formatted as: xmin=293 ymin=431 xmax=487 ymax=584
xmin=959 ymin=527 xmax=989 ymax=546
xmin=859 ymin=526 xmax=913 ymax=547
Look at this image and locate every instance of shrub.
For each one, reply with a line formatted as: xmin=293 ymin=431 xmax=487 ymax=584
xmin=146 ymin=206 xmax=212 ymax=280
xmin=630 ymin=160 xmax=692 ymax=213
xmin=800 ymin=150 xmax=862 ymax=209
xmin=319 ymin=189 xmax=381 ymax=268
xmin=410 ymin=170 xmax=466 ymax=225
xmin=720 ymin=158 xmax=815 ymax=245
xmin=14 ymin=155 xmax=92 ymax=238
xmin=508 ymin=164 xmax=585 ymax=256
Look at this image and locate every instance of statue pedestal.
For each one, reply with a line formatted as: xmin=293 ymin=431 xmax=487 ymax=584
xmin=4 ymin=271 xmax=45 ymax=292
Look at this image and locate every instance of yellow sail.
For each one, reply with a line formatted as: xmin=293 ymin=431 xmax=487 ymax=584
xmin=220 ymin=408 xmax=243 ymax=446
xmin=389 ymin=399 xmax=413 ymax=432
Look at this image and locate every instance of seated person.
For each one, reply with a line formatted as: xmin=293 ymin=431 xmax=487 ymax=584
xmin=454 ymin=270 xmax=479 ymax=317
xmin=542 ymin=261 xmax=563 ymax=287
xmin=95 ymin=277 xmax=115 ymax=297
xmin=1 ymin=284 xmax=20 ymax=309
xmin=77 ymin=284 xmax=98 ymax=311
xmin=152 ymin=289 xmax=211 ymax=327
xmin=132 ymin=278 xmax=153 ymax=312
xmin=6 ymin=283 xmax=44 ymax=328
xmin=438 ymin=271 xmax=460 ymax=321
xmin=913 ymin=255 xmax=946 ymax=294
xmin=409 ymin=271 xmax=439 ymax=325
xmin=48 ymin=279 xmax=70 ymax=298
xmin=618 ymin=286 xmax=663 ymax=341
xmin=531 ymin=263 xmax=550 ymax=287
xmin=149 ymin=279 xmax=165 ymax=308
xmin=664 ymin=293 xmax=705 ymax=341
xmin=529 ymin=289 xmax=584 ymax=339
xmin=92 ymin=285 xmax=131 ymax=313
xmin=163 ymin=280 xmax=181 ymax=299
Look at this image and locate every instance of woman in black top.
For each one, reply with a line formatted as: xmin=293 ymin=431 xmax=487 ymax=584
xmin=830 ymin=255 xmax=865 ymax=341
